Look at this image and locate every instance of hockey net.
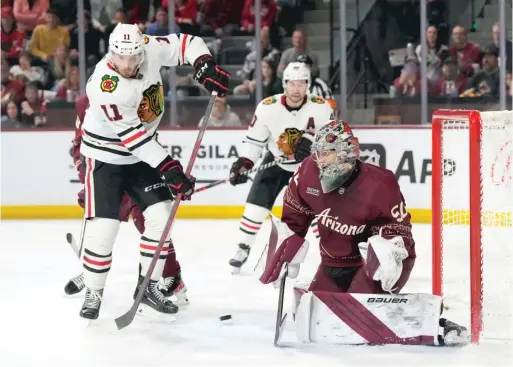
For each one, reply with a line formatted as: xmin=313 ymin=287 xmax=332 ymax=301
xmin=432 ymin=109 xmax=513 ymax=344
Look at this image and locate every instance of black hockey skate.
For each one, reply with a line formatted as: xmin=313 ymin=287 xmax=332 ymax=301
xmin=80 ymin=288 xmax=103 ymax=320
xmin=135 ymin=276 xmax=178 ymax=315
xmin=438 ymin=318 xmax=470 ymax=346
xmin=158 ymin=273 xmax=190 ymax=306
xmin=229 ymin=243 xmax=251 ymax=271
xmin=64 ymin=273 xmax=85 ymax=295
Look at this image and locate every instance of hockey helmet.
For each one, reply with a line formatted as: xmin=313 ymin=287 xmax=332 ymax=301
xmin=108 ymin=23 xmax=145 ymax=76
xmin=311 ymin=120 xmax=360 ymax=193
xmin=282 ymin=62 xmax=311 ymax=91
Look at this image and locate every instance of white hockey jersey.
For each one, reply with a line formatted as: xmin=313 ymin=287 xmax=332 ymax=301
xmin=80 ymin=33 xmax=210 ymax=167
xmin=243 ymin=94 xmax=334 ymax=172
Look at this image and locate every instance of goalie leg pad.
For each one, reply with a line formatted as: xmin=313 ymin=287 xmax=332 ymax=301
xmin=81 ymin=217 xmax=120 ymax=289
xmin=140 ymin=201 xmax=172 ymax=281
xmin=294 ymin=291 xmax=442 ymax=345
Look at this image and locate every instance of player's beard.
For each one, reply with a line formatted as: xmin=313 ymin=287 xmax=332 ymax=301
xmin=286 ymin=92 xmax=305 ymax=106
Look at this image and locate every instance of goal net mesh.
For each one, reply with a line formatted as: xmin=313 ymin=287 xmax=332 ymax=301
xmin=439 ymin=110 xmax=513 ymax=341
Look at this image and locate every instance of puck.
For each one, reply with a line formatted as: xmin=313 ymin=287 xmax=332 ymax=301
xmin=219 ymin=314 xmax=232 ymax=321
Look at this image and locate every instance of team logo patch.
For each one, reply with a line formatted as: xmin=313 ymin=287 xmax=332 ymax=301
xmin=311 ymin=96 xmax=325 ymax=104
xmin=137 ymin=83 xmax=165 ymax=123
xmin=263 ymin=96 xmax=277 ymax=105
xmin=100 ymin=75 xmax=119 ymax=93
xmin=144 ymin=35 xmax=149 ymax=44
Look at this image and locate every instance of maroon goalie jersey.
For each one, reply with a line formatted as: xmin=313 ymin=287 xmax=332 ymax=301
xmin=283 ymin=158 xmax=416 ymax=268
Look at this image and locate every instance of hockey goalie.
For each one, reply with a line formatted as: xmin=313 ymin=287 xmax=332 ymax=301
xmin=260 ymin=120 xmax=469 ymax=346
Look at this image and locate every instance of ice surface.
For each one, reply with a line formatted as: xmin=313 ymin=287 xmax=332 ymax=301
xmin=0 ymin=220 xmax=511 ymax=367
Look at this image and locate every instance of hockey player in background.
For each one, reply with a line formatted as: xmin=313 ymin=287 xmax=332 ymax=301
xmin=228 ymin=62 xmax=333 ymax=272
xmin=260 ymin=120 xmax=469 ymax=346
xmin=77 ymin=23 xmax=229 ymax=320
xmin=64 ymin=95 xmax=189 ymax=307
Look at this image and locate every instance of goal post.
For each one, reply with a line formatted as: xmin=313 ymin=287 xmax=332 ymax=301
xmin=432 ymin=109 xmax=513 ymax=345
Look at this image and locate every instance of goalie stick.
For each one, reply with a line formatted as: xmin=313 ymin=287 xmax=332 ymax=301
xmin=194 ymin=157 xmax=295 ymax=194
xmin=115 ymin=91 xmax=218 ymax=330
xmin=274 ymin=265 xmax=288 ymax=347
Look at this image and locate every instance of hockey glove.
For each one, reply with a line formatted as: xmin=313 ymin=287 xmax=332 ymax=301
xmin=193 ymin=55 xmax=231 ymax=96
xmin=294 ymin=132 xmax=315 ymax=162
xmin=157 ymin=156 xmax=196 ymax=200
xmin=229 ymin=157 xmax=254 ymax=186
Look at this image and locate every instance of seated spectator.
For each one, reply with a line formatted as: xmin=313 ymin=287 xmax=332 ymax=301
xmin=51 ymin=0 xmax=91 ymax=30
xmin=102 ymin=8 xmax=128 ymax=44
xmin=1 ymin=6 xmax=27 ymax=63
xmin=200 ymin=0 xmax=245 ymax=37
xmin=146 ymin=7 xmax=179 ymax=36
xmin=70 ymin=10 xmax=103 ymax=64
xmin=416 ymin=25 xmax=449 ymax=83
xmin=9 ymin=51 xmax=46 ymax=85
xmin=20 ymin=82 xmax=47 ymax=126
xmin=47 ymin=44 xmax=70 ymax=89
xmin=13 ymin=0 xmax=48 ymax=31
xmin=55 ymin=65 xmax=80 ymax=102
xmin=275 ymin=0 xmax=301 ymax=36
xmin=172 ymin=0 xmax=196 ymax=35
xmin=296 ymin=54 xmax=334 ymax=105
xmin=30 ymin=7 xmax=70 ymax=63
xmin=198 ymin=96 xmax=242 ymax=127
xmin=1 ymin=99 xmax=22 ymax=127
xmin=233 ymin=57 xmax=281 ymax=97
xmin=430 ymin=56 xmax=467 ymax=96
xmin=1 ymin=57 xmax=25 ymax=110
xmin=461 ymin=45 xmax=500 ymax=97
xmin=239 ymin=0 xmax=277 ymax=35
xmin=448 ymin=25 xmax=481 ymax=78
xmin=277 ymin=29 xmax=318 ymax=78
xmin=390 ymin=60 xmax=420 ymax=97
xmin=491 ymin=22 xmax=512 ymax=71
xmin=237 ymin=27 xmax=280 ymax=81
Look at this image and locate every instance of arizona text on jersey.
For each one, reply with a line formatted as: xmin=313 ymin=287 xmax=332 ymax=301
xmin=243 ymin=94 xmax=334 ymax=172
xmin=81 ymin=33 xmax=210 ymax=167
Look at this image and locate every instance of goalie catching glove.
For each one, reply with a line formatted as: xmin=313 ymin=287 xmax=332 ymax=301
xmin=276 ymin=128 xmax=315 ymax=162
xmin=358 ymin=232 xmax=409 ymax=293
xmin=157 ymin=156 xmax=196 ymax=200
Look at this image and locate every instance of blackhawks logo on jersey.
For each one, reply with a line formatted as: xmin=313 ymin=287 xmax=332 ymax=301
xmin=137 ymin=83 xmax=165 ymax=123
xmin=311 ymin=96 xmax=325 ymax=104
xmin=100 ymin=75 xmax=119 ymax=93
xmin=263 ymin=96 xmax=277 ymax=105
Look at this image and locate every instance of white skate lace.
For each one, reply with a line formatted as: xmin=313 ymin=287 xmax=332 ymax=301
xmin=72 ymin=273 xmax=85 ymax=289
xmin=162 ymin=277 xmax=175 ymax=291
xmin=232 ymin=247 xmax=249 ymax=262
xmin=150 ymin=282 xmax=168 ymax=304
xmin=84 ymin=289 xmax=102 ymax=308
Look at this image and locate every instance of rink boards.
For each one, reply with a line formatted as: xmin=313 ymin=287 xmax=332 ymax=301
xmin=0 ymin=126 xmax=495 ymax=222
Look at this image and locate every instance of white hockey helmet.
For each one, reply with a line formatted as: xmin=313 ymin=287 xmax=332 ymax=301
xmin=108 ymin=23 xmax=145 ymax=75
xmin=282 ymin=62 xmax=311 ymax=90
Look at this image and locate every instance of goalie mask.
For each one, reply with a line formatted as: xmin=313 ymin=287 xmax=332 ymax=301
xmin=312 ymin=120 xmax=360 ymax=193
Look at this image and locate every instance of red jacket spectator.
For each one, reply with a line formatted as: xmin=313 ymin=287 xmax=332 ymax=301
xmin=172 ymin=0 xmax=196 ymax=24
xmin=1 ymin=6 xmax=26 ymax=58
xmin=13 ymin=0 xmax=48 ymax=31
xmin=203 ymin=0 xmax=245 ymax=30
xmin=431 ymin=74 xmax=468 ymax=96
xmin=241 ymin=0 xmax=277 ymax=29
xmin=448 ymin=42 xmax=481 ymax=77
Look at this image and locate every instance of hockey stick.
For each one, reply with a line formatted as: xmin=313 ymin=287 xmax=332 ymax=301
xmin=194 ymin=157 xmax=295 ymax=194
xmin=115 ymin=91 xmax=218 ymax=330
xmin=66 ymin=233 xmax=80 ymax=257
xmin=274 ymin=264 xmax=288 ymax=347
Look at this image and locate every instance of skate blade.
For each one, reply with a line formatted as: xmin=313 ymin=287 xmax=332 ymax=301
xmin=137 ymin=304 xmax=177 ymax=323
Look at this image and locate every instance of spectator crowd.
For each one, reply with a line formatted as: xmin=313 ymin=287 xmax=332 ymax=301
xmin=391 ymin=22 xmax=512 ymax=99
xmin=1 ymin=0 xmax=333 ymax=128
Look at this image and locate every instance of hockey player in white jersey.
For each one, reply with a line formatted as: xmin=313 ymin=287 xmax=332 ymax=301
xmin=78 ymin=23 xmax=230 ymax=320
xmin=228 ymin=62 xmax=333 ymax=271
